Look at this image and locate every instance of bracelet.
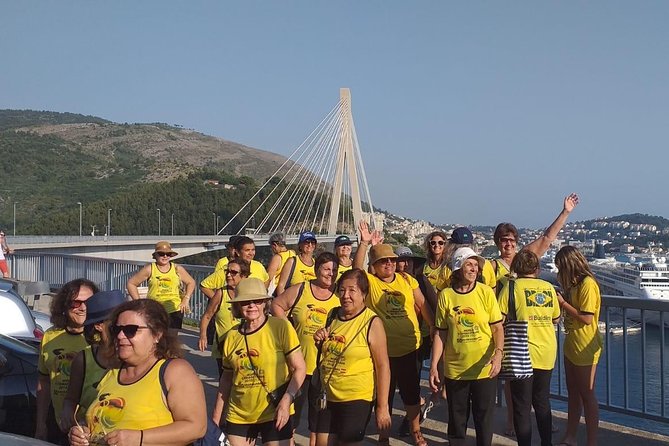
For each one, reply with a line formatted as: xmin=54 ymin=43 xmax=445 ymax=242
xmin=139 ymin=430 xmax=143 ymax=446
xmin=286 ymin=389 xmax=297 ymax=401
xmin=494 ymin=347 xmax=504 ymax=356
xmin=359 ymin=240 xmax=370 ymax=245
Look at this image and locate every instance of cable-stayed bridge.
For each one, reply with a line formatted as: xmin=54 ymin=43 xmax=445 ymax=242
xmin=9 ymin=89 xmax=376 ymax=261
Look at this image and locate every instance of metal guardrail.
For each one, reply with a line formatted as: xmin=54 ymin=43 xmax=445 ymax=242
xmin=8 ymin=251 xmax=214 ymax=326
xmin=551 ymin=295 xmax=669 ymax=425
xmin=7 ymin=252 xmax=669 ymax=426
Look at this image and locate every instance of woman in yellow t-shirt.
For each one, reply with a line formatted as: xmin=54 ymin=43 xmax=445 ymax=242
xmin=498 ymin=250 xmax=561 ymax=446
xmin=429 ymin=247 xmax=504 ymax=446
xmin=36 ymin=279 xmax=97 ymax=444
xmin=334 ymin=235 xmax=353 ymax=279
xmin=555 ymin=246 xmax=602 ymax=446
xmin=423 ymin=230 xmax=448 ymax=290
xmin=68 ymin=299 xmax=207 ymax=446
xmin=276 ymin=231 xmax=318 ymax=295
xmin=271 ymin=252 xmax=339 ymax=444
xmin=312 ymin=269 xmax=391 ymax=446
xmin=198 ymin=259 xmax=250 ymax=376
xmin=215 ymin=278 xmax=306 ymax=446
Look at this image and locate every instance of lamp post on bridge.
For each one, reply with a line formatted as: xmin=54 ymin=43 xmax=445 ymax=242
xmin=13 ymin=202 xmax=17 ymax=236
xmin=107 ymin=208 xmax=112 ymax=236
xmin=157 ymin=208 xmax=161 ymax=236
xmin=77 ymin=202 xmax=82 ymax=237
xmin=212 ymin=212 xmax=216 ymax=236
xmin=171 ymin=213 xmax=174 ymax=236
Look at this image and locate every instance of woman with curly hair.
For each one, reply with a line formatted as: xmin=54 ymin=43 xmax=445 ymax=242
xmin=555 ymin=246 xmax=602 ymax=446
xmin=36 ymin=278 xmax=98 ymax=445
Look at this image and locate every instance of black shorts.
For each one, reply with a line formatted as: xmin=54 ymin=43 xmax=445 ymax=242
xmin=389 ymin=349 xmax=421 ymax=406
xmin=226 ymin=418 xmax=294 ymax=442
xmin=315 ymin=400 xmax=373 ymax=442
xmin=293 ymin=375 xmax=319 ymax=431
xmin=168 ymin=311 xmax=183 ymax=329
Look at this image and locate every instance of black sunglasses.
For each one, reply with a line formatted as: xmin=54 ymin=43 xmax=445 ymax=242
xmin=430 ymin=240 xmax=445 ymax=246
xmin=111 ymin=324 xmax=150 ymax=339
xmin=155 ymin=252 xmax=172 ymax=257
xmin=240 ymin=299 xmax=266 ymax=306
xmin=225 ymin=269 xmax=240 ymax=276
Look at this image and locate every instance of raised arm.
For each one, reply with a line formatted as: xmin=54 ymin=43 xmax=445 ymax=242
xmin=525 ymin=193 xmax=579 ymax=257
xmin=126 ymin=264 xmax=152 ymax=300
xmin=353 ymin=221 xmax=373 ymax=270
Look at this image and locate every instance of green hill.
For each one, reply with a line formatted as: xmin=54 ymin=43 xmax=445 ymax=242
xmin=0 ymin=110 xmax=288 ymax=233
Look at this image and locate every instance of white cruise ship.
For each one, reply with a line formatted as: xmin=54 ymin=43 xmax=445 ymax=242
xmin=589 ymin=254 xmax=669 ymax=300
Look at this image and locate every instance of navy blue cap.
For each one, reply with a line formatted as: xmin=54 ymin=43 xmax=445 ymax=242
xmin=299 ymin=231 xmax=317 ymax=244
xmin=334 ymin=235 xmax=352 ymax=247
xmin=450 ymin=227 xmax=474 ymax=245
xmin=84 ymin=290 xmax=127 ymax=326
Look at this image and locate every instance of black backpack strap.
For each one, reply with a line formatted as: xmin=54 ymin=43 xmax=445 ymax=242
xmin=286 ymin=256 xmax=298 ymax=287
xmin=287 ymin=282 xmax=306 ymax=322
xmin=159 ymin=358 xmax=173 ymax=398
xmin=507 ymin=280 xmax=517 ymax=321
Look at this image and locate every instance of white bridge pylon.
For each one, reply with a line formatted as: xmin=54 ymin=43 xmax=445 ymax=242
xmin=220 ymin=88 xmax=376 ymax=237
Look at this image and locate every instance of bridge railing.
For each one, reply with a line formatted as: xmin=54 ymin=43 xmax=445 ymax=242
xmin=9 ymin=252 xmax=214 ymax=326
xmin=550 ymin=295 xmax=669 ymax=429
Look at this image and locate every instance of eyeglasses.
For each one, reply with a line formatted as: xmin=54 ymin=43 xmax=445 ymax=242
xmin=376 ymin=258 xmax=397 ymax=264
xmin=111 ymin=324 xmax=150 ymax=339
xmin=225 ymin=269 xmax=240 ymax=276
xmin=302 ymin=240 xmax=316 ymax=245
xmin=155 ymin=252 xmax=172 ymax=257
xmin=70 ymin=300 xmax=87 ymax=309
xmin=240 ymin=299 xmax=266 ymax=306
xmin=500 ymin=237 xmax=517 ymax=243
xmin=430 ymin=240 xmax=445 ymax=246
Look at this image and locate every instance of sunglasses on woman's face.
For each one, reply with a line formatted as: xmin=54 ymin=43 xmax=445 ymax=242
xmin=111 ymin=324 xmax=150 ymax=339
xmin=240 ymin=299 xmax=266 ymax=307
xmin=430 ymin=240 xmax=445 ymax=246
xmin=70 ymin=300 xmax=87 ymax=309
xmin=225 ymin=269 xmax=240 ymax=276
xmin=155 ymin=252 xmax=172 ymax=257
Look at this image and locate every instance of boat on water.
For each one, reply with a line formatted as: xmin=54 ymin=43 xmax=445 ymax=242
xmin=588 ymin=253 xmax=669 ymax=300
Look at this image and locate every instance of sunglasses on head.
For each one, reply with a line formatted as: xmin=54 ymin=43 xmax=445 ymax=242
xmin=225 ymin=269 xmax=240 ymax=276
xmin=70 ymin=300 xmax=87 ymax=309
xmin=155 ymin=252 xmax=172 ymax=257
xmin=430 ymin=240 xmax=445 ymax=246
xmin=111 ymin=324 xmax=150 ymax=339
xmin=240 ymin=298 xmax=266 ymax=306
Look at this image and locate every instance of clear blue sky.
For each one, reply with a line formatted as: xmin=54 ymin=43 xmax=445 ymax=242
xmin=2 ymin=2 xmax=668 ymax=228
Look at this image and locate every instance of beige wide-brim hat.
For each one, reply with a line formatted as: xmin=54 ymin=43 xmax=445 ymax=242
xmin=369 ymin=244 xmax=398 ymax=264
xmin=232 ymin=278 xmax=272 ymax=303
xmin=153 ymin=241 xmax=178 ymax=257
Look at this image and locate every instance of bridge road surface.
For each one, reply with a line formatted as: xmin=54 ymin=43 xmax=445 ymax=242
xmin=178 ymin=328 xmax=669 ymax=446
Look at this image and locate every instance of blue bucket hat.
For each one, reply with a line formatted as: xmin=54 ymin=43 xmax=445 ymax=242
xmin=84 ymin=290 xmax=127 ymax=326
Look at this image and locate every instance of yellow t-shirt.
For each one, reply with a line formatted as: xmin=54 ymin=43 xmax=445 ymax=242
xmin=211 ymin=287 xmax=239 ymax=360
xmin=287 ymin=255 xmax=316 ymax=287
xmin=147 ymin=262 xmax=181 ymax=314
xmin=38 ymin=328 xmax=88 ymax=425
xmin=222 ymin=317 xmax=301 ymax=424
xmin=214 ymin=257 xmax=230 ymax=272
xmin=201 ymin=260 xmax=269 ymax=289
xmin=498 ymin=278 xmax=561 ymax=370
xmin=86 ymin=359 xmax=173 ymax=442
xmin=319 ymin=308 xmax=377 ymax=402
xmin=435 ymin=283 xmax=503 ymax=380
xmin=434 ymin=259 xmax=497 ymax=292
xmin=365 ymin=272 xmax=421 ymax=358
xmin=273 ymin=250 xmax=297 ymax=285
xmin=423 ymin=263 xmax=445 ymax=289
xmin=336 ymin=263 xmax=353 ymax=280
xmin=77 ymin=346 xmax=108 ymax=421
xmin=288 ymin=281 xmax=339 ymax=374
xmin=563 ymin=276 xmax=603 ymax=366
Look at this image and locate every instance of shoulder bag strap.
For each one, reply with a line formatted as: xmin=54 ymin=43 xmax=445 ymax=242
xmin=287 ymin=282 xmax=306 ymax=320
xmin=242 ymin=325 xmax=274 ymax=396
xmin=508 ymin=279 xmax=517 ymax=321
xmin=321 ymin=316 xmax=372 ymax=389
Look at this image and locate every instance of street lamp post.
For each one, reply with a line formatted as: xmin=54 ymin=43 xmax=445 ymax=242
xmin=212 ymin=212 xmax=216 ymax=235
xmin=77 ymin=202 xmax=82 ymax=237
xmin=157 ymin=208 xmax=161 ymax=236
xmin=107 ymin=209 xmax=112 ymax=236
xmin=171 ymin=213 xmax=174 ymax=236
xmin=13 ymin=202 xmax=17 ymax=236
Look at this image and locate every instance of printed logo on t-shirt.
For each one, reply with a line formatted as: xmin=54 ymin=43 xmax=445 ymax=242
xmin=524 ymin=289 xmax=555 ymax=307
xmin=453 ymin=306 xmax=484 ymax=344
xmin=300 ymin=269 xmax=317 ymax=281
xmin=381 ymin=290 xmax=408 ymax=319
xmin=89 ymin=393 xmax=125 ymax=441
